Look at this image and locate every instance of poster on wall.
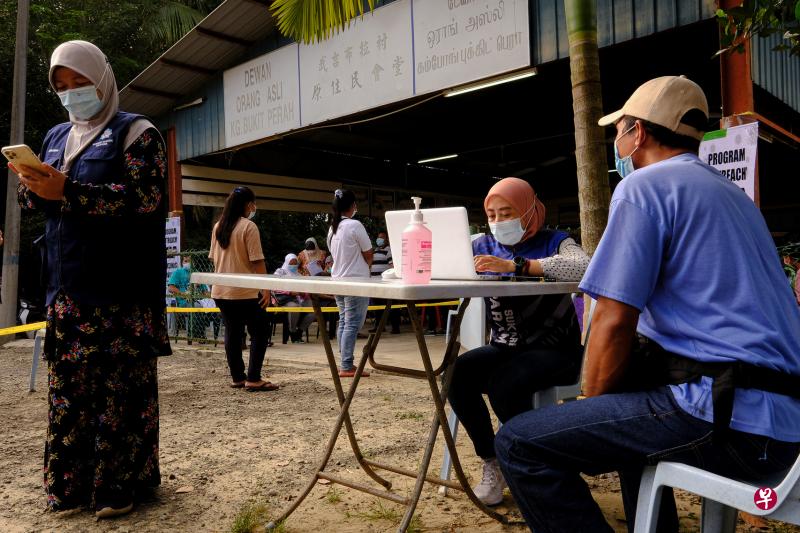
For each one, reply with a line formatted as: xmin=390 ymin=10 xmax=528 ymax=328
xmin=165 ymin=216 xmax=181 ymax=292
xmin=223 ymin=44 xmax=301 ymax=148
xmin=412 ymin=0 xmax=530 ymax=95
xmin=699 ymin=122 xmax=758 ymax=202
xmin=299 ymin=0 xmax=414 ymax=125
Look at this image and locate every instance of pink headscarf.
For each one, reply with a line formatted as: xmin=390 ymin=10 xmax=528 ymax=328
xmin=484 ymin=177 xmax=546 ymax=242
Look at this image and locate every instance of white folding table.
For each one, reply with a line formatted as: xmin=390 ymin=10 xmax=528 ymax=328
xmin=191 ymin=273 xmax=578 ymax=531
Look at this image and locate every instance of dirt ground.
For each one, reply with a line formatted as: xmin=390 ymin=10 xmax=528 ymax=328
xmin=1 ymin=332 xmax=798 ymax=533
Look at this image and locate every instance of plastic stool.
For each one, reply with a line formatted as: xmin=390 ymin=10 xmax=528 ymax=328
xmin=29 ymin=328 xmax=46 ymax=392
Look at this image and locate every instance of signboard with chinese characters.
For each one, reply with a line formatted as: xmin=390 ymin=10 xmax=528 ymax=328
xmin=223 ymin=44 xmax=301 ymax=148
xmin=699 ymin=122 xmax=758 ymax=202
xmin=299 ymin=0 xmax=413 ymax=125
xmin=412 ymin=0 xmax=530 ymax=95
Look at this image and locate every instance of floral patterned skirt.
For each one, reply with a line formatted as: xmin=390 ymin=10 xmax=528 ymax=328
xmin=43 ymin=292 xmax=171 ymax=511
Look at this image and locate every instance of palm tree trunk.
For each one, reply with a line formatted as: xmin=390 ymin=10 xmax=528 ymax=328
xmin=564 ymin=0 xmax=610 ymax=256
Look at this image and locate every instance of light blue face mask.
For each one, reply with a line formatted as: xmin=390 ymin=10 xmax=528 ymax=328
xmin=614 ymin=124 xmax=639 ymax=178
xmin=58 ymin=85 xmax=104 ymax=120
xmin=376 ymin=238 xmax=385 ymax=247
xmin=287 ymin=264 xmax=298 ymax=274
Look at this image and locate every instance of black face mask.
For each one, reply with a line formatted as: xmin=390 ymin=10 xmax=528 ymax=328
xmin=305 ymin=243 xmax=315 ymax=251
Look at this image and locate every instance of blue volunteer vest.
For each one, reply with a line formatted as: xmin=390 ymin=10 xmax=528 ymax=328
xmin=39 ymin=111 xmax=167 ymax=307
xmin=473 ymin=230 xmax=579 ymax=349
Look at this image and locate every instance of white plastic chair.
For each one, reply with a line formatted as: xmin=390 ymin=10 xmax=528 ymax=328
xmin=634 ymin=451 xmax=800 ymax=532
xmin=29 ymin=328 xmax=46 ymax=392
xmin=439 ymin=296 xmax=595 ymax=492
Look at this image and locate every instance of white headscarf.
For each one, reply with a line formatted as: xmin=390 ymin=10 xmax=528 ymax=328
xmin=276 ymin=253 xmax=300 ymax=276
xmin=49 ymin=41 xmax=117 ymax=172
xmin=49 ymin=40 xmax=153 ymax=173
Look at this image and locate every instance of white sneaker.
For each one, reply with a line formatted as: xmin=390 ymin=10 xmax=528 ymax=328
xmin=472 ymin=458 xmax=507 ymax=506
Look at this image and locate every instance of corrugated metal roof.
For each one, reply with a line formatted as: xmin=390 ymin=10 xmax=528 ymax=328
xmin=532 ymin=0 xmax=716 ymax=64
xmin=752 ymin=32 xmax=800 ymax=114
xmin=119 ymin=0 xmax=275 ymax=118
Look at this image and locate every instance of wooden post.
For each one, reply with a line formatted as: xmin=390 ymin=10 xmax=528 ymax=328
xmin=166 ymin=127 xmax=184 ymax=247
xmin=718 ymin=0 xmax=759 ymax=206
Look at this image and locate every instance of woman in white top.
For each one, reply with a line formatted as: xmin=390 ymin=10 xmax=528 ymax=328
xmin=327 ymin=189 xmax=373 ymax=377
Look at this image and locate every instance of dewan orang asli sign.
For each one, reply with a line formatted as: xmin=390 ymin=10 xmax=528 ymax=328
xmin=699 ymin=122 xmax=759 ymax=202
xmin=223 ymin=0 xmax=530 ymax=148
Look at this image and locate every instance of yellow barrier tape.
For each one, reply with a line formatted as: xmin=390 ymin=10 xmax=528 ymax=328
xmin=167 ymin=300 xmax=460 ymax=314
xmin=0 ymin=302 xmax=461 ymax=334
xmin=0 ymin=321 xmax=47 ymax=335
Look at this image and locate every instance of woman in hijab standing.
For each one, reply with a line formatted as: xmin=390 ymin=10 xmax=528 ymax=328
xmin=447 ymin=177 xmax=590 ymax=506
xmin=209 ymin=186 xmax=279 ymax=392
xmin=274 ymin=253 xmax=315 ymax=342
xmin=327 ymin=189 xmax=373 ymax=377
xmin=11 ymin=41 xmax=171 ymax=518
xmin=297 ymin=237 xmax=327 ymax=276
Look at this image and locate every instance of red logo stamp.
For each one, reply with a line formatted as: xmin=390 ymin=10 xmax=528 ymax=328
xmin=754 ymin=487 xmax=778 ymax=511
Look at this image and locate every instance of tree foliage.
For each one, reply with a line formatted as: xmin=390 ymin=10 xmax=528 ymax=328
xmin=1 ymin=0 xmax=219 ymax=303
xmin=270 ymin=0 xmax=375 ymax=44
xmin=718 ymin=0 xmax=800 ymax=55
xmin=0 ymin=0 xmax=219 ymax=150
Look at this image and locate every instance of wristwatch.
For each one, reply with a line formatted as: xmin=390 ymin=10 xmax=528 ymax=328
xmin=512 ymin=256 xmax=527 ymax=276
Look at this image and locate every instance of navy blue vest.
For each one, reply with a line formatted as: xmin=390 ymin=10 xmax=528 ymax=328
xmin=39 ymin=111 xmax=167 ymax=307
xmin=473 ymin=230 xmax=580 ymax=349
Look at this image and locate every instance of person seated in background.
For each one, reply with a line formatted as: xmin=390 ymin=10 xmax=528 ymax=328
xmin=273 ymin=253 xmax=316 ymax=343
xmin=369 ymin=231 xmax=401 ymax=335
xmin=448 ymin=177 xmax=589 ymax=506
xmin=167 ymin=256 xmax=206 ymax=341
xmin=298 ymin=237 xmax=327 ymax=276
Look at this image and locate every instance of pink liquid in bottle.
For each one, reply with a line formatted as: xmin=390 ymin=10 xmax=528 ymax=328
xmin=401 ymin=197 xmax=432 ymax=284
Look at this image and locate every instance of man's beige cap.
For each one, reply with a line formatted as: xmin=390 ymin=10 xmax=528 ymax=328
xmin=598 ymin=76 xmax=709 ymax=140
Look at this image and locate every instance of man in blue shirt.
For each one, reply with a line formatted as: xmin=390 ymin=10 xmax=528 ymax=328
xmin=495 ymin=76 xmax=800 ymax=532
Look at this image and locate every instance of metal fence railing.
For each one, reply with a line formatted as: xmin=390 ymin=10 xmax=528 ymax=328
xmin=166 ymin=250 xmax=221 ymax=345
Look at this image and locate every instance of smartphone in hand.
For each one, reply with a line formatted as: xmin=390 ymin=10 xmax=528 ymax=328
xmin=2 ymin=144 xmax=46 ymax=173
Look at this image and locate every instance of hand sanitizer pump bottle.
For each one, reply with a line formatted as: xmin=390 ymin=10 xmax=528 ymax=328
xmin=401 ymin=197 xmax=432 ymax=284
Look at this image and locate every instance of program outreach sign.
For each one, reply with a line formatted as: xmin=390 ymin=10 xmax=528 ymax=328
xmin=699 ymin=122 xmax=758 ymax=202
xmin=224 ymin=44 xmax=300 ymax=148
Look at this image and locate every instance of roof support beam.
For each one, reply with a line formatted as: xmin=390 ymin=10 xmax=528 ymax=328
xmin=128 ymin=85 xmax=182 ymax=100
xmin=196 ymin=27 xmax=253 ymax=47
xmin=159 ymin=58 xmax=215 ymax=76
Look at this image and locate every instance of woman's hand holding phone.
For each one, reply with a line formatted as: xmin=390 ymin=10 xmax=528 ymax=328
xmin=10 ymin=161 xmax=67 ymax=201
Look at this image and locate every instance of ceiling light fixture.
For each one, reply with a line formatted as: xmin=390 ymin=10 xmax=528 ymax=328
xmin=444 ymin=68 xmax=537 ymax=98
xmin=417 ymin=153 xmax=458 ymax=164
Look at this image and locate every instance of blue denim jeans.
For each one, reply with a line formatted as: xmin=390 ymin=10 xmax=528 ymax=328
xmin=495 ymin=387 xmax=800 ymax=533
xmin=334 ymin=295 xmax=370 ymax=370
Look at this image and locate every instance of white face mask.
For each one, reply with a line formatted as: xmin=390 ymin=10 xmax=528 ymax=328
xmin=247 ymin=207 xmax=257 ymax=220
xmin=182 ymin=262 xmax=191 ymax=270
xmin=58 ymin=85 xmax=104 ymax=120
xmin=489 ymin=218 xmax=526 ymax=246
xmin=488 ymin=201 xmax=536 ymax=246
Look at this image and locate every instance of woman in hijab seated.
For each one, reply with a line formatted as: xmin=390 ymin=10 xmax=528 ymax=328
xmin=448 ymin=177 xmax=589 ymax=506
xmin=11 ymin=41 xmax=171 ymax=518
xmin=297 ymin=236 xmax=328 ymax=276
xmin=274 ymin=253 xmax=316 ymax=343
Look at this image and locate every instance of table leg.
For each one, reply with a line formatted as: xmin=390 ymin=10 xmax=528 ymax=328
xmin=397 ymin=299 xmax=507 ymax=532
xmin=310 ymin=295 xmax=392 ymax=488
xmin=266 ymin=295 xmax=393 ymax=530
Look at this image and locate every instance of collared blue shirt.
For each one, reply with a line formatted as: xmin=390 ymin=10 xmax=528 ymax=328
xmin=580 ymin=153 xmax=800 ymax=441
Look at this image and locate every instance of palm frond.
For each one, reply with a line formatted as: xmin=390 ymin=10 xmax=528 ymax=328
xmin=148 ymin=1 xmax=209 ymax=46
xmin=270 ymin=0 xmax=376 ymax=44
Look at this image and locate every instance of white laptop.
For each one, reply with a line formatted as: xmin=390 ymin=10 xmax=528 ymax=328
xmin=385 ymin=206 xmax=502 ymax=281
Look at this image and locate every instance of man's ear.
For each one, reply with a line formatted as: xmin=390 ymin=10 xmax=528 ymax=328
xmin=634 ymin=120 xmax=648 ymax=147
